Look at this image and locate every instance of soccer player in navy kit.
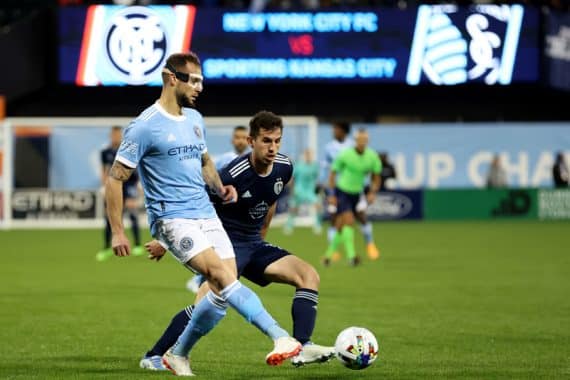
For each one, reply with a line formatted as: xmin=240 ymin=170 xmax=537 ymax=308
xmin=96 ymin=126 xmax=143 ymax=261
xmin=105 ymin=52 xmax=300 ymax=376
xmin=141 ymin=111 xmax=334 ymax=371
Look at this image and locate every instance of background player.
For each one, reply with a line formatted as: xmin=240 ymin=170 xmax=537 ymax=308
xmin=105 ymin=53 xmax=300 ymax=376
xmin=284 ymin=148 xmax=322 ymax=235
xmin=95 ymin=125 xmax=143 ymax=262
xmin=215 ymin=125 xmax=249 ymax=170
xmin=141 ymin=111 xmax=334 ymax=371
xmin=323 ymin=128 xmax=381 ymax=266
xmin=320 ymin=122 xmax=380 ymax=262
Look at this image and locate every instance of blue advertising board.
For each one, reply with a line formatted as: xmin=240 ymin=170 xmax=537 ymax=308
xmin=367 ymin=190 xmax=423 ymax=220
xmin=58 ymin=5 xmax=539 ymax=85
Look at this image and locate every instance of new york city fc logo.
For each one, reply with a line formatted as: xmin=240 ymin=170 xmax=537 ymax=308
xmin=103 ymin=6 xmax=168 ymax=85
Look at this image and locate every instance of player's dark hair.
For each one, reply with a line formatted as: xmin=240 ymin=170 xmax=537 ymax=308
xmin=249 ymin=111 xmax=283 ymax=138
xmin=111 ymin=125 xmax=122 ymax=132
xmin=333 ymin=121 xmax=351 ymax=134
xmin=162 ymin=52 xmax=201 ymax=83
xmin=234 ymin=125 xmax=248 ymax=132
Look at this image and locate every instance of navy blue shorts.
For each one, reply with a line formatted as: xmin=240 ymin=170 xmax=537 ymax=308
xmin=335 ymin=188 xmax=360 ymax=214
xmin=123 ymin=184 xmax=138 ymax=199
xmin=233 ymin=240 xmax=291 ymax=287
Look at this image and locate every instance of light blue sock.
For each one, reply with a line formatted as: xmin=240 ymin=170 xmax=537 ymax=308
xmin=221 ymin=280 xmax=288 ymax=340
xmin=361 ymin=222 xmax=374 ymax=244
xmin=327 ymin=226 xmax=336 ymax=243
xmin=171 ymin=292 xmax=227 ymax=356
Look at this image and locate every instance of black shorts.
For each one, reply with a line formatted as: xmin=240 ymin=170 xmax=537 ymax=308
xmin=335 ymin=188 xmax=360 ymax=214
xmin=123 ymin=184 xmax=138 ymax=200
xmin=233 ymin=240 xmax=291 ymax=287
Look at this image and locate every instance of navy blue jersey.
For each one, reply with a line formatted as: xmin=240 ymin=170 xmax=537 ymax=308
xmin=211 ymin=153 xmax=293 ymax=242
xmin=101 ymin=146 xmax=139 ymax=188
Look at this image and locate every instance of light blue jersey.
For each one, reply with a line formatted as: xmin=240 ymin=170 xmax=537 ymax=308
xmin=319 ymin=137 xmax=354 ymax=184
xmin=215 ymin=151 xmax=238 ymax=170
xmin=216 ymin=149 xmax=250 ymax=170
xmin=116 ymin=103 xmax=216 ymax=235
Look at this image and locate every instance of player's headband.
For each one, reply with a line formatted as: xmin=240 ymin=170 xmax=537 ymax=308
xmin=164 ymin=63 xmax=203 ymax=89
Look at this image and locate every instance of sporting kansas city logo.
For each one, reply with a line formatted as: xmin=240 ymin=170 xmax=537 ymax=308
xmin=406 ymin=4 xmax=525 ymax=85
xmin=103 ymin=6 xmax=168 ymax=85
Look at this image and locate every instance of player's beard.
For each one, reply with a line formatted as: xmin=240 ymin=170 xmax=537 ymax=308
xmin=176 ymin=91 xmax=194 ymax=108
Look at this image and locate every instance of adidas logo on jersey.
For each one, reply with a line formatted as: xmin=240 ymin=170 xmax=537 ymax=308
xmin=242 ymin=190 xmax=252 ymax=198
xmin=167 ymin=133 xmax=176 ymax=142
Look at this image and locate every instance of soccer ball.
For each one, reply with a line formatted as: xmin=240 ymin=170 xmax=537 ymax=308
xmin=334 ymin=326 xmax=378 ymax=370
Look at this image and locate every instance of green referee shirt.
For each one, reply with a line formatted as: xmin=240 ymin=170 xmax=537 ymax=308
xmin=332 ymin=147 xmax=382 ymax=194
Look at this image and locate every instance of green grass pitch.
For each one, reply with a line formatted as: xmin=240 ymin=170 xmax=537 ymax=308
xmin=1 ymin=221 xmax=569 ymax=379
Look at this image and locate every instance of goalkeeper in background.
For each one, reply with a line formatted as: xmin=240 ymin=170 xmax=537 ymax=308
xmin=323 ymin=128 xmax=381 ymax=266
xmin=284 ymin=148 xmax=322 ymax=235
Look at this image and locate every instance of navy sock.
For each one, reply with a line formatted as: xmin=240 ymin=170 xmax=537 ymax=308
xmin=146 ymin=306 xmax=193 ymax=357
xmin=128 ymin=212 xmax=141 ymax=246
xmin=104 ymin=217 xmax=111 ymax=249
xmin=291 ymin=288 xmax=318 ymax=344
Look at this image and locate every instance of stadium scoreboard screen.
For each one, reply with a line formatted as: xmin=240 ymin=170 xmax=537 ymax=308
xmin=58 ymin=4 xmax=539 ymax=86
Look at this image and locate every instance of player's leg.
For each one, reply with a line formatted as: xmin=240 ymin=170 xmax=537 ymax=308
xmin=160 ymin=219 xmax=300 ymax=371
xmin=95 ymin=214 xmax=114 ymax=261
xmin=337 ymin=210 xmax=359 ymax=265
xmin=324 ymin=189 xmax=355 ymax=265
xmin=124 ymin=196 xmax=143 ymax=256
xmin=261 ymin=254 xmax=335 ymax=366
xmin=355 ymin=208 xmax=379 ymax=260
xmin=284 ymin=194 xmax=298 ymax=235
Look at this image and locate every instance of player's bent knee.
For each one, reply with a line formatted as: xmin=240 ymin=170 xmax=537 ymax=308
xmin=297 ymin=263 xmax=320 ymax=290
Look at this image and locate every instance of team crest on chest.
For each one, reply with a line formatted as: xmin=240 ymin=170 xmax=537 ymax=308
xmin=193 ymin=126 xmax=202 ymax=138
xmin=274 ymin=178 xmax=283 ymax=195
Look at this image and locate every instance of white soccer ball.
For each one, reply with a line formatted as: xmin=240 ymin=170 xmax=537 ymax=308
xmin=334 ymin=326 xmax=379 ymax=370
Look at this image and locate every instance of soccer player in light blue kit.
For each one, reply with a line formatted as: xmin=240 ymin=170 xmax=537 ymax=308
xmin=186 ymin=125 xmax=249 ymax=293
xmin=105 ymin=52 xmax=301 ymax=376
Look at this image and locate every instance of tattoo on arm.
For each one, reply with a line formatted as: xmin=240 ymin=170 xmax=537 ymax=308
xmin=109 ymin=161 xmax=134 ymax=182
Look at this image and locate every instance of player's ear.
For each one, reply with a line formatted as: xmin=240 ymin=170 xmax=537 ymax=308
xmin=247 ymin=135 xmax=254 ymax=147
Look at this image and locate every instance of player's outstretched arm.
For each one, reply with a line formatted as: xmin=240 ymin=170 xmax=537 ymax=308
xmin=201 ymin=152 xmax=237 ymax=203
xmin=106 ymin=161 xmax=134 ymax=256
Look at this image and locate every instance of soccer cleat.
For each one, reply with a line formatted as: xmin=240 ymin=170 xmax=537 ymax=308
xmin=162 ymin=349 xmax=194 ymax=376
xmin=132 ymin=246 xmax=145 ymax=256
xmin=367 ymin=243 xmax=380 ymax=260
xmin=185 ymin=275 xmax=203 ymax=294
xmin=291 ymin=343 xmax=335 ymax=367
xmin=349 ymin=256 xmax=361 ymax=267
xmin=265 ymin=337 xmax=302 ymax=366
xmin=95 ymin=248 xmax=113 ymax=262
xmin=321 ymin=257 xmax=331 ymax=267
xmin=139 ymin=355 xmax=167 ymax=371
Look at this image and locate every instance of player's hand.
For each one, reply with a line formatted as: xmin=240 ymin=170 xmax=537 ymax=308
xmin=217 ymin=185 xmax=238 ymax=204
xmin=366 ymin=192 xmax=376 ymax=205
xmin=145 ymin=240 xmax=167 ymax=261
xmin=112 ymin=232 xmax=131 ymax=257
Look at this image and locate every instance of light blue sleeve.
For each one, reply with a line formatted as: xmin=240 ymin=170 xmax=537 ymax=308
xmin=115 ymin=120 xmax=152 ymax=168
xmin=319 ymin=143 xmax=334 ymax=184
